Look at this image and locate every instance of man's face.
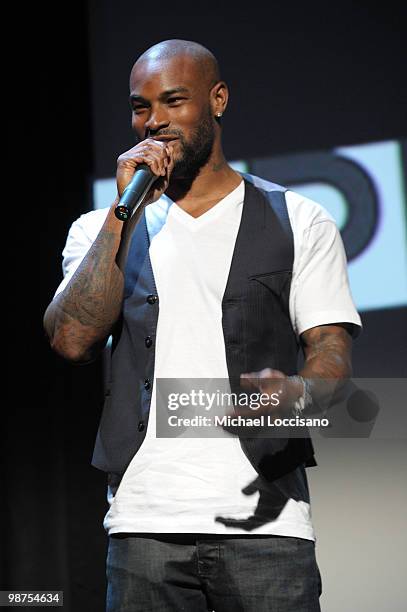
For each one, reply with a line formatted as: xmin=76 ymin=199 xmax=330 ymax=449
xmin=129 ymin=55 xmax=216 ymax=178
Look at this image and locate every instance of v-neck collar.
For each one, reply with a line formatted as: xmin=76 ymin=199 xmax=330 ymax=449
xmin=164 ymin=180 xmax=245 ymax=229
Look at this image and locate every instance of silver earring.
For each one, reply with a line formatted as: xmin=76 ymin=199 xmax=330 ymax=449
xmin=216 ymin=112 xmax=223 ymax=117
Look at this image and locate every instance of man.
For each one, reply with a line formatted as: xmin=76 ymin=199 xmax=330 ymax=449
xmin=44 ymin=39 xmax=361 ymax=611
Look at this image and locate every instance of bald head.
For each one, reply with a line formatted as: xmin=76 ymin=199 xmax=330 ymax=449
xmin=128 ymin=39 xmax=228 ymax=178
xmin=132 ymin=39 xmax=221 ymax=89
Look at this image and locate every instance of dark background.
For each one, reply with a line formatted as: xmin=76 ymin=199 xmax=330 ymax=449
xmin=4 ymin=2 xmax=406 ymax=610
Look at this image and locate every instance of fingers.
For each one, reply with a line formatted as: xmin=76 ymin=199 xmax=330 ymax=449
xmin=240 ymin=368 xmax=286 ymax=393
xmin=116 ymin=138 xmax=175 ymax=198
xmin=234 ymin=368 xmax=292 ymax=419
xmin=164 ymin=143 xmax=176 ymax=178
xmin=241 ymin=368 xmax=286 ymax=380
xmin=117 ymin=138 xmax=172 ymax=179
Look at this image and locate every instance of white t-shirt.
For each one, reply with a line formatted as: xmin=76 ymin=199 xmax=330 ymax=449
xmin=54 ymin=179 xmax=361 ymax=541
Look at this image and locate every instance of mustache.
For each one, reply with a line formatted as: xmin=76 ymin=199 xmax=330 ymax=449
xmin=145 ymin=127 xmax=184 ymax=139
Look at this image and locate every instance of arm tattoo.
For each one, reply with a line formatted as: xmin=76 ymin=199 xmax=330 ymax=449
xmin=44 ymin=204 xmax=133 ymax=361
xmin=300 ymin=324 xmax=353 ymax=379
xmin=59 ymin=229 xmax=123 ymax=328
xmin=297 ymin=324 xmax=354 ymax=414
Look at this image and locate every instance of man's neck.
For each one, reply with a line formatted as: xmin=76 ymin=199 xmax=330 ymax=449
xmin=166 ymin=153 xmax=242 ymax=215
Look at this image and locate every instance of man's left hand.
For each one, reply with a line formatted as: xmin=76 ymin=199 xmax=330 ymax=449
xmin=230 ymin=368 xmax=304 ymax=421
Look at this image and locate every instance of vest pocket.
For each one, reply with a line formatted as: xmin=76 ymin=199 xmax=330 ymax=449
xmin=249 ymin=270 xmax=292 ymax=298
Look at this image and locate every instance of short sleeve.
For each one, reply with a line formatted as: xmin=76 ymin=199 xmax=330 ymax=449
xmin=287 ymin=192 xmax=362 ymax=338
xmin=53 ymin=208 xmax=109 ymax=297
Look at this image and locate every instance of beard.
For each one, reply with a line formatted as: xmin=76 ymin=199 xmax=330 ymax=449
xmin=172 ymin=111 xmax=215 ymax=179
xmin=152 ymin=107 xmax=215 ymax=180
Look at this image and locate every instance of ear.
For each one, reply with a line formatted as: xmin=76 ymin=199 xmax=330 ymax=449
xmin=210 ymin=81 xmax=228 ymax=118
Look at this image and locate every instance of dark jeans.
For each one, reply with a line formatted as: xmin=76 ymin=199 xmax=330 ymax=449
xmin=106 ymin=533 xmax=322 ymax=611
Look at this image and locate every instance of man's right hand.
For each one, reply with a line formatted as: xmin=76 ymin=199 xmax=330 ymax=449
xmin=116 ymin=138 xmax=176 ymax=206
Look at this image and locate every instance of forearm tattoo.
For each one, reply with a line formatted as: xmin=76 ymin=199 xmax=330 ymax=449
xmin=59 ymin=230 xmax=123 ymax=329
xmin=301 ymin=324 xmax=353 ymax=379
xmin=45 ymin=215 xmax=126 ymax=359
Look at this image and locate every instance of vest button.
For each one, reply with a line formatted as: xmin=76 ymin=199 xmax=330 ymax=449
xmin=144 ymin=378 xmax=151 ymax=390
xmin=145 ymin=336 xmax=153 ymax=348
xmin=146 ymin=294 xmax=158 ymax=305
xmin=138 ymin=420 xmax=145 ymax=432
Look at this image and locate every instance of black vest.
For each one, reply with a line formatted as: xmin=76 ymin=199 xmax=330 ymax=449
xmin=92 ymin=175 xmax=317 ymax=481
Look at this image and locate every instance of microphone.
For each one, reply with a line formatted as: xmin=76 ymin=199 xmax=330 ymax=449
xmin=114 ymin=163 xmax=157 ymax=221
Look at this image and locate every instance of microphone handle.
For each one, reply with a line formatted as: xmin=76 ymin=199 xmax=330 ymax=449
xmin=114 ymin=164 xmax=157 ymax=221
